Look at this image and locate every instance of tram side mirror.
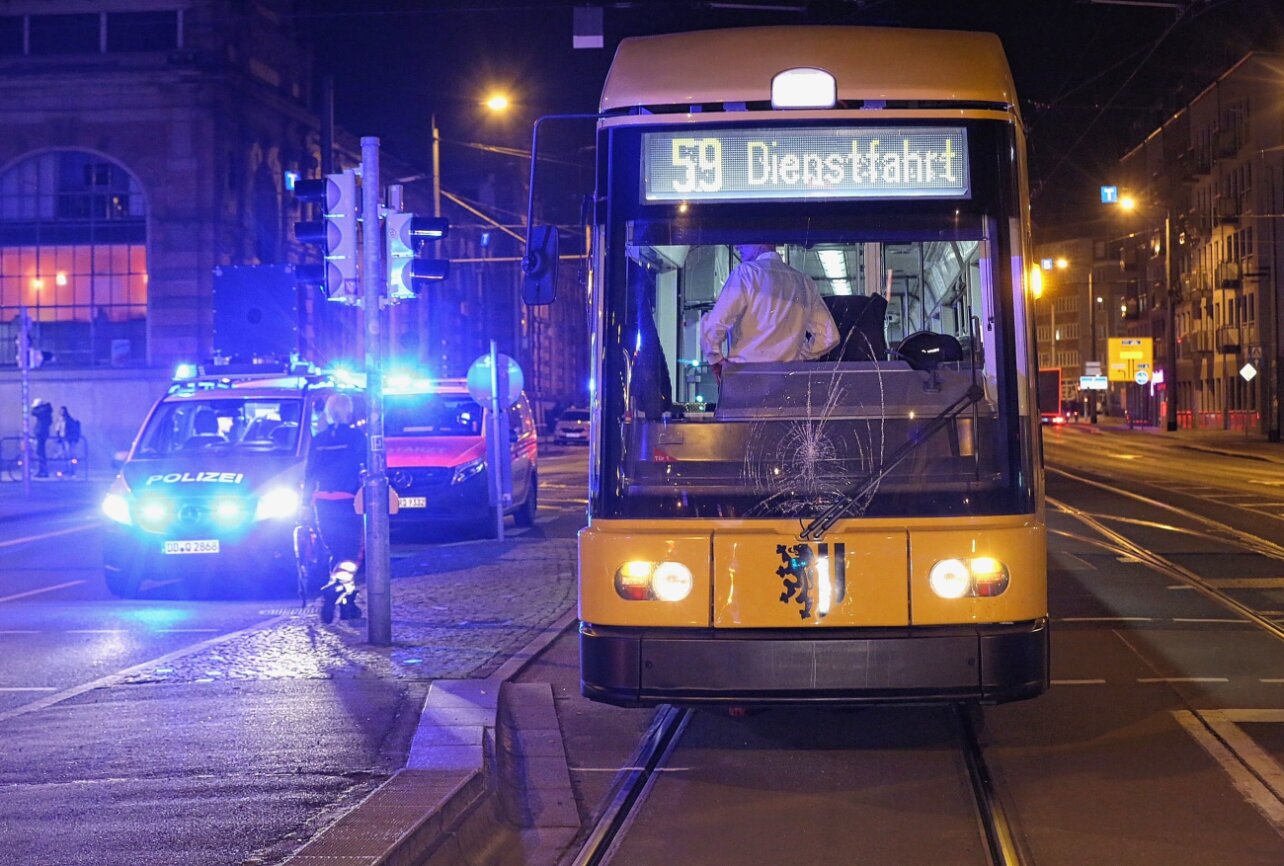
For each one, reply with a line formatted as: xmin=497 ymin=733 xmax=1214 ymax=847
xmin=522 ymin=224 xmax=560 ymax=306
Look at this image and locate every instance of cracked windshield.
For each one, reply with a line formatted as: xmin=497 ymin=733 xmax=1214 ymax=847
xmin=606 ymin=231 xmax=1033 ymax=520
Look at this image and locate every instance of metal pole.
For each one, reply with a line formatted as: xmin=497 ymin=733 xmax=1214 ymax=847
xmin=18 ymin=307 xmax=31 ymax=496
xmin=489 ymin=339 xmax=505 ymax=541
xmin=1165 ymin=211 xmax=1178 ymax=430
xmin=1089 ymin=270 xmax=1099 ymax=424
xmin=425 ymin=113 xmax=441 ymax=371
xmin=361 ymin=136 xmax=392 ymax=647
xmin=1271 ymin=165 xmax=1282 ymax=441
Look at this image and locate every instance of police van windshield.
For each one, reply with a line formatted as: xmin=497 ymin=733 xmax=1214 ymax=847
xmin=136 ymin=398 xmax=303 ymax=456
xmin=385 ymin=394 xmax=483 ymax=437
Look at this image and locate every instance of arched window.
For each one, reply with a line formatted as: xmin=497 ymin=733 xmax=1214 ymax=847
xmin=0 ymin=150 xmax=147 ymax=366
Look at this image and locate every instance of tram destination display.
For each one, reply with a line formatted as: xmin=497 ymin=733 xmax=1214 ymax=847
xmin=643 ymin=126 xmax=970 ymax=202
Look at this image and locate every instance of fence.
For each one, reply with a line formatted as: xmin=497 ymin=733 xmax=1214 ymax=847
xmin=0 ymin=435 xmax=89 ymax=481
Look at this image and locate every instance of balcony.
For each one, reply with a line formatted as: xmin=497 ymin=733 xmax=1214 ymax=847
xmin=1177 ymin=148 xmax=1212 ymax=180
xmin=1180 ymin=272 xmax=1210 ymax=297
xmin=1214 ymin=128 xmax=1240 ymax=159
xmin=1217 ymin=261 xmax=1242 ymax=288
xmin=1213 ymin=195 xmax=1240 ymax=225
xmin=1185 ymin=329 xmax=1214 ymax=354
xmin=1216 ymin=326 xmax=1241 ymax=354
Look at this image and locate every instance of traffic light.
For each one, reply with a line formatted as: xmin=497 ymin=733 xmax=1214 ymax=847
xmin=294 ymin=170 xmax=359 ymax=302
xmin=385 ymin=211 xmax=450 ymax=299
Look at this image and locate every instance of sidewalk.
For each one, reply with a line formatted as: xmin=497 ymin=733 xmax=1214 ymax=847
xmin=1062 ymin=415 xmax=1284 ymax=465
xmin=0 ymin=473 xmax=109 ymax=521
xmin=96 ymin=536 xmax=577 ymax=866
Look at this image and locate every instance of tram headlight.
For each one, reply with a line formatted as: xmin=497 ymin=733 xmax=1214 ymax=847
xmin=968 ymin=556 xmax=1011 ymax=597
xmin=928 ymin=557 xmax=1011 ymax=599
xmin=614 ymin=560 xmax=694 ymax=602
xmin=929 ymin=559 xmax=971 ymax=599
xmin=651 ymin=561 xmax=694 ymax=602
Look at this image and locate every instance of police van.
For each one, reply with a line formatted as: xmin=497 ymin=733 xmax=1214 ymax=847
xmin=384 ymin=376 xmax=539 ymax=536
xmin=100 ymin=362 xmax=361 ymax=597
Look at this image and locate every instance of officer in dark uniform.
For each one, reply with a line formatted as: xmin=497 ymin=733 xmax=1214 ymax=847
xmin=303 ymin=393 xmax=366 ymax=622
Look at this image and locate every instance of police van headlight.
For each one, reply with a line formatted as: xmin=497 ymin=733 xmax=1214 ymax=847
xmin=614 ymin=560 xmax=694 ymax=602
xmin=928 ymin=557 xmax=1011 ymax=599
xmin=101 ymin=492 xmax=132 ymax=526
xmin=451 ymin=458 xmax=486 ymax=485
xmin=135 ymin=495 xmax=173 ymax=532
xmin=255 ymin=487 xmax=301 ymax=521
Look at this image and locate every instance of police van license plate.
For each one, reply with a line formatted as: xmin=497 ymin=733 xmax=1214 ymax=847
xmin=400 ymin=497 xmax=427 ymax=509
xmin=163 ymin=539 xmax=220 ymax=555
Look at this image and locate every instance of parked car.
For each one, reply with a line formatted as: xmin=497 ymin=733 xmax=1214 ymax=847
xmin=385 ymin=378 xmax=538 ymax=536
xmin=554 ymin=408 xmax=590 ymax=445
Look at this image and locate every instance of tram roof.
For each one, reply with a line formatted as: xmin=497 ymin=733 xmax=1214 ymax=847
xmin=601 ymin=26 xmax=1019 ymax=117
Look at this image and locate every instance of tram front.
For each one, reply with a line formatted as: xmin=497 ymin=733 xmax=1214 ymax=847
xmin=574 ymin=27 xmax=1048 ymax=707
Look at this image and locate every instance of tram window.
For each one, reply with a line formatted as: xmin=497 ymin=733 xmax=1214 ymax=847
xmin=610 ymin=231 xmax=1027 ymax=519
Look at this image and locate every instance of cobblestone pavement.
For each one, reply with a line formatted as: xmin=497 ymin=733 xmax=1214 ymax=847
xmin=122 ymin=538 xmax=577 ymax=685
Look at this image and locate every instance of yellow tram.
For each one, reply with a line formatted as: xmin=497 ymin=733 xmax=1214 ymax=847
xmin=576 ymin=27 xmax=1047 ymax=705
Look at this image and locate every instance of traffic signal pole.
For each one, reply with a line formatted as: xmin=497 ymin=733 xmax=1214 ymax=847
xmin=361 ymin=136 xmax=393 ymax=646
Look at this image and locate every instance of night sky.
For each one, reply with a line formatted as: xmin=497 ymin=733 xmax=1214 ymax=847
xmin=294 ymin=0 xmax=1284 ymax=231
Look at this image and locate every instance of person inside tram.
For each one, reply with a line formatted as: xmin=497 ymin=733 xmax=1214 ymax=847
xmin=700 ymin=243 xmax=839 ymax=382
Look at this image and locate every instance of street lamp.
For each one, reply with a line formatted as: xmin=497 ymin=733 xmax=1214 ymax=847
xmin=1110 ymin=189 xmax=1177 ymax=431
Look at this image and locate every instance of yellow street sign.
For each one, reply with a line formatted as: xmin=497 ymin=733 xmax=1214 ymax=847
xmin=1108 ymin=337 xmax=1153 ymax=382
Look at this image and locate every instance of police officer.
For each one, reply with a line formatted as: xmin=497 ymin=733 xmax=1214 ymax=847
xmin=303 ymin=393 xmax=366 ymax=623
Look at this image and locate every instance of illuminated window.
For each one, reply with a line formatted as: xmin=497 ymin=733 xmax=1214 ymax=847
xmin=0 ymin=151 xmax=147 ymax=366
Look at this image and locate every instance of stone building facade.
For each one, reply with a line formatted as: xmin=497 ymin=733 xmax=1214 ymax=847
xmin=0 ymin=0 xmax=588 ymax=466
xmin=1116 ymin=52 xmax=1284 ymax=436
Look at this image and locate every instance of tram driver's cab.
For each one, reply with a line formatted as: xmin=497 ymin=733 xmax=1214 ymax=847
xmin=613 ymin=239 xmax=1014 ymax=521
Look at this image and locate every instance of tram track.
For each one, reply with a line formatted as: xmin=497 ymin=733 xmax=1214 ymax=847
xmin=567 ymin=704 xmax=1028 ymax=866
xmin=1047 ymin=467 xmax=1284 ymax=644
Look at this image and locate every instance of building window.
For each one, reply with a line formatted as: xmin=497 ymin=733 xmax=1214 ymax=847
xmin=106 ymin=11 xmax=177 ymax=53
xmin=27 ymin=14 xmax=99 ymax=56
xmin=0 ymin=17 xmax=22 ymax=56
xmin=0 ymin=151 xmax=147 ymax=366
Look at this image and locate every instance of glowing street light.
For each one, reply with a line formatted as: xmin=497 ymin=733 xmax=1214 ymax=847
xmin=1119 ymin=194 xmax=1137 ymax=212
xmin=484 ymin=92 xmax=511 ymax=113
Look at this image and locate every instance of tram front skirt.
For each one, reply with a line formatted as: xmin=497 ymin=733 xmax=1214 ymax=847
xmin=580 ymin=619 xmax=1049 ymax=707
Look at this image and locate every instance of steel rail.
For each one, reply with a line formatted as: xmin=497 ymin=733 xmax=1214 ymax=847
xmin=1048 ymin=493 xmax=1284 ymax=644
xmin=956 ymin=706 xmax=1028 ymax=866
xmin=1049 ymin=465 xmax=1284 ymax=560
xmin=568 ymin=705 xmax=691 ymax=866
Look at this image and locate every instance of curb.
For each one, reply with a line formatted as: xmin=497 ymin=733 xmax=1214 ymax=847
xmin=284 ymin=609 xmax=579 ymax=866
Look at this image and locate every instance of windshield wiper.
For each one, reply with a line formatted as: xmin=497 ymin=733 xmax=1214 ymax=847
xmin=800 ymin=384 xmax=984 ymax=541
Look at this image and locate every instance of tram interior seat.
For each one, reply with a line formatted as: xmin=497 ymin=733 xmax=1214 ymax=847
xmin=714 ymin=360 xmax=976 ymax=422
xmin=821 ymin=294 xmax=889 ymax=362
xmin=894 ymin=331 xmax=965 ymax=372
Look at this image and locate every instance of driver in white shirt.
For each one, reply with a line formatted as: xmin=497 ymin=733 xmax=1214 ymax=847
xmin=700 ymin=243 xmax=839 ymax=381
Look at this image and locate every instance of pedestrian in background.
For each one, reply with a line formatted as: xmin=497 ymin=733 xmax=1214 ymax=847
xmin=302 ymin=393 xmax=367 ymax=623
xmin=31 ymin=398 xmax=53 ymax=478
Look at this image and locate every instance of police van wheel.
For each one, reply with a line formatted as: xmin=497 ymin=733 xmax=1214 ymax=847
xmin=105 ymin=568 xmax=141 ymax=599
xmin=514 ymin=474 xmax=538 ymax=528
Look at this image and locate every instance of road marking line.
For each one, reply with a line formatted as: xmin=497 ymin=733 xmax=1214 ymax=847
xmin=0 ymin=687 xmax=57 ymax=692
xmin=1174 ymin=710 xmax=1284 ymax=833
xmin=1172 ymin=618 xmax=1247 ymax=624
xmin=1204 ymin=578 xmax=1284 ymax=589
xmin=0 ymin=630 xmax=39 ymax=635
xmin=1051 ymin=679 xmax=1107 ymax=685
xmin=0 ymin=523 xmax=94 ymax=550
xmin=0 ymin=580 xmax=86 ymax=604
xmin=1137 ymin=677 xmax=1228 ymax=683
xmin=1260 ymin=679 xmax=1284 ymax=684
xmin=1217 ymin=709 xmax=1284 ymax=723
xmin=0 ymin=613 xmax=287 ymax=724
xmin=1059 ymin=616 xmax=1153 ymax=622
